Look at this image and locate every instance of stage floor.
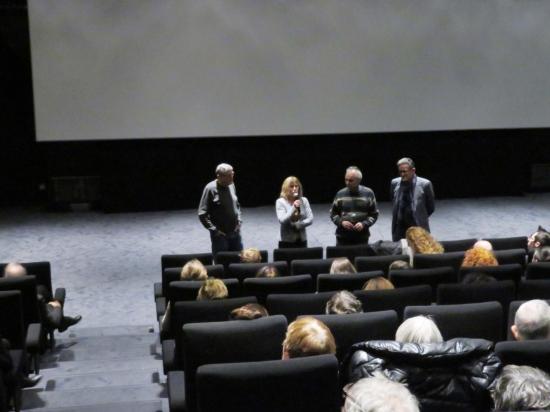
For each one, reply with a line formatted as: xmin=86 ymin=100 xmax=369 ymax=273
xmin=1 ymin=193 xmax=549 ymax=328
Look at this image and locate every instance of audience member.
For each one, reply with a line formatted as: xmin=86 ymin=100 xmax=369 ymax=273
xmin=229 ymin=303 xmax=269 ymax=320
xmin=395 ymin=316 xmax=443 ymax=344
xmin=461 ymin=272 xmax=497 ymax=284
xmin=197 ymin=278 xmax=228 ymax=300
xmin=325 ymin=291 xmax=363 ymax=315
xmin=275 ymin=176 xmax=313 ymax=248
xmin=3 ymin=263 xmax=81 ymax=333
xmin=474 ymin=239 xmax=493 ymax=251
xmin=330 ymin=166 xmax=379 ymax=246
xmin=405 ymin=226 xmax=444 ymax=254
xmin=362 ymin=276 xmax=395 ymax=291
xmin=180 ymin=259 xmax=208 ymax=280
xmin=0 ymin=334 xmax=41 ymax=389
xmin=282 ymin=316 xmax=336 ymax=359
xmin=528 ymin=226 xmax=550 ymax=262
xmin=511 ymin=299 xmax=550 ymax=341
xmin=255 ymin=265 xmax=279 ymax=278
xmin=491 ymin=365 xmax=550 ymax=411
xmin=330 ymin=257 xmax=357 ymax=274
xmin=239 ymin=248 xmax=262 ymax=263
xmin=389 ymin=260 xmax=410 ymax=270
xmin=343 ymin=375 xmax=420 ymax=412
xmin=461 ymin=246 xmax=498 ymax=267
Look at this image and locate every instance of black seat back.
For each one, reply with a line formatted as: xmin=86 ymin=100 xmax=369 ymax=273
xmin=290 ymin=259 xmax=335 ymax=283
xmin=389 ymin=266 xmax=456 ymax=300
xmin=242 ymin=275 xmax=313 ymax=305
xmin=525 ymin=262 xmax=550 ymax=280
xmin=228 ymin=262 xmax=288 ymax=282
xmin=0 ymin=291 xmax=25 ymax=349
xmin=0 ymin=276 xmax=41 ymax=327
xmin=517 ymin=280 xmax=550 ymax=300
xmin=273 ymin=247 xmax=323 ymax=265
xmin=437 ymin=281 xmax=516 ymax=312
xmin=1 ymin=261 xmax=53 ymax=299
xmin=266 ymin=292 xmax=335 ymax=322
xmin=325 ymin=245 xmax=375 ymax=261
xmin=161 ymin=253 xmax=213 ymax=272
xmin=439 ymin=238 xmax=477 ymax=252
xmin=494 ymin=249 xmax=527 ymax=267
xmin=317 ymin=271 xmax=383 ymax=293
xmin=413 ymin=251 xmax=465 ymax=272
xmin=355 ymin=255 xmax=409 ymax=276
xmin=485 ymin=236 xmax=527 ymax=251
xmin=216 ymin=250 xmax=268 ymax=269
xmin=459 ymin=263 xmax=523 ymax=285
xmin=353 ymin=285 xmax=432 ymax=320
xmin=495 ymin=340 xmax=550 ymax=374
xmin=167 ymin=278 xmax=240 ymax=302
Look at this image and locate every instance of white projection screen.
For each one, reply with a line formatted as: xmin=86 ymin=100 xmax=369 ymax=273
xmin=29 ymin=0 xmax=550 ymax=141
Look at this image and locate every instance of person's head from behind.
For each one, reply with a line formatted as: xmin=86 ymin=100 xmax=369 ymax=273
xmin=395 ymin=316 xmax=443 ymax=344
xmin=325 ymin=291 xmax=363 ymax=315
xmin=491 ymin=365 xmax=550 ymax=411
xmin=389 ymin=260 xmax=410 ymax=271
xmin=255 ymin=265 xmax=279 ymax=278
xmin=343 ymin=375 xmax=420 ymax=412
xmin=3 ymin=262 xmax=27 ymax=278
xmin=240 ymin=248 xmax=262 ymax=263
xmin=180 ymin=259 xmax=208 ymax=280
xmin=405 ymin=227 xmax=444 ymax=254
xmin=511 ymin=299 xmax=550 ymax=341
xmin=345 ymin=166 xmax=362 ymax=192
xmin=282 ymin=316 xmax=336 ymax=359
xmin=461 ymin=272 xmax=497 ymax=284
xmin=474 ymin=239 xmax=493 ymax=251
xmin=215 ymin=163 xmax=234 ymax=187
xmin=363 ymin=276 xmax=395 ymax=291
xmin=230 ymin=303 xmax=269 ymax=320
xmin=330 ymin=257 xmax=357 ymax=274
xmin=280 ymin=176 xmax=303 ymax=201
xmin=461 ymin=247 xmax=498 ymax=268
xmin=197 ymin=278 xmax=228 ymax=301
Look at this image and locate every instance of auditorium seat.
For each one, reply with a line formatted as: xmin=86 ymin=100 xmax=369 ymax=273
xmin=167 ymin=315 xmax=287 ymax=412
xmin=494 ymin=249 xmax=527 ymax=267
xmin=485 ymin=236 xmax=527 ymax=251
xmin=495 ymin=340 xmax=550 ymax=374
xmin=290 ymin=258 xmax=335 ymax=283
xmin=389 ymin=266 xmax=456 ymax=300
xmin=242 ymin=275 xmax=313 ymax=304
xmin=158 ymin=264 xmax=224 ymax=299
xmin=517 ymin=279 xmax=550 ymax=300
xmin=215 ymin=250 xmax=268 ymax=269
xmin=166 ymin=278 xmax=240 ymax=305
xmin=325 ymin=244 xmax=374 ymax=261
xmin=195 ymin=355 xmax=339 ymax=412
xmin=413 ymin=251 xmax=465 ymax=272
xmin=308 ymin=311 xmax=398 ymax=362
xmin=273 ymin=247 xmax=323 ymax=265
xmin=228 ymin=261 xmax=288 ymax=282
xmin=525 ymin=262 xmax=550 ymax=280
xmin=353 ymin=285 xmax=432 ymax=320
xmin=316 ymin=271 xmax=383 ymax=293
xmin=266 ymin=291 xmax=335 ymax=322
xmin=439 ymin=238 xmax=477 ymax=252
xmin=459 ymin=263 xmax=523 ymax=284
xmin=436 ymin=280 xmax=516 ymax=311
xmin=404 ymin=301 xmax=503 ymax=342
xmin=354 ymin=255 xmax=409 ymax=275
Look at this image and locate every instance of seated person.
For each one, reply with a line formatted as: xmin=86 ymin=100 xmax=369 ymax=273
xmin=180 ymin=259 xmax=208 ymax=280
xmin=395 ymin=316 xmax=443 ymax=344
xmin=196 ymin=278 xmax=228 ymax=300
xmin=389 ymin=260 xmax=410 ymax=270
xmin=325 ymin=291 xmax=363 ymax=315
xmin=473 ymin=240 xmax=493 ymax=251
xmin=528 ymin=226 xmax=550 ymax=262
xmin=461 ymin=272 xmax=497 ymax=284
xmin=3 ymin=263 xmax=81 ymax=333
xmin=239 ymin=248 xmax=262 ymax=263
xmin=229 ymin=303 xmax=269 ymax=320
xmin=255 ymin=265 xmax=279 ymax=278
xmin=1 ymin=335 xmax=41 ymax=389
xmin=406 ymin=227 xmax=444 ymax=255
xmin=491 ymin=365 xmax=550 ymax=411
xmin=343 ymin=375 xmax=419 ymax=412
xmin=511 ymin=299 xmax=550 ymax=341
xmin=282 ymin=316 xmax=336 ymax=359
xmin=461 ymin=247 xmax=498 ymax=268
xmin=362 ymin=277 xmax=395 ymax=291
xmin=330 ymin=257 xmax=357 ymax=274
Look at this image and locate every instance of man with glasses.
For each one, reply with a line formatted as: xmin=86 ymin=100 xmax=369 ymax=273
xmin=391 ymin=158 xmax=435 ymax=241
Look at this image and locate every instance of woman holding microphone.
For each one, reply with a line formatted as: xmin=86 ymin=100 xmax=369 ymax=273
xmin=275 ymin=176 xmax=314 ymax=248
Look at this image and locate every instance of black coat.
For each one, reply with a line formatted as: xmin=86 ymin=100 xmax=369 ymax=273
xmin=343 ymin=338 xmax=502 ymax=412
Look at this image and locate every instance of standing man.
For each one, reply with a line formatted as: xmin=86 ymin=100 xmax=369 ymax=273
xmin=198 ymin=163 xmax=243 ymax=258
xmin=391 ymin=157 xmax=435 ymax=241
xmin=330 ymin=166 xmax=379 ymax=246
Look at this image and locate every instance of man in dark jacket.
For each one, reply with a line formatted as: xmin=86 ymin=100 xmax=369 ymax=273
xmin=343 ymin=338 xmax=501 ymax=412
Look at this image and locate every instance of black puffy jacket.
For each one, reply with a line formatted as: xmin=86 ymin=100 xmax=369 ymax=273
xmin=343 ymin=338 xmax=502 ymax=412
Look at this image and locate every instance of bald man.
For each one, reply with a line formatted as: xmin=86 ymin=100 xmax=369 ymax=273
xmin=511 ymin=300 xmax=550 ymax=341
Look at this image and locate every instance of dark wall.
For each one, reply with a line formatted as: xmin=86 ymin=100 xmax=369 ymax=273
xmin=2 ymin=2 xmax=549 ymax=212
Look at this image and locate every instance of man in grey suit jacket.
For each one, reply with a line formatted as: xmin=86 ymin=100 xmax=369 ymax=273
xmin=391 ymin=158 xmax=435 ymax=241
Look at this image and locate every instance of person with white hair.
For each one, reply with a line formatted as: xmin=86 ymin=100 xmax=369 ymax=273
xmin=330 ymin=166 xmax=379 ymax=246
xmin=473 ymin=239 xmax=493 ymax=251
xmin=343 ymin=375 xmax=419 ymax=412
xmin=511 ymin=299 xmax=550 ymax=341
xmin=391 ymin=157 xmax=435 ymax=241
xmin=491 ymin=365 xmax=550 ymax=411
xmin=395 ymin=316 xmax=443 ymax=344
xmin=198 ymin=163 xmax=243 ymax=258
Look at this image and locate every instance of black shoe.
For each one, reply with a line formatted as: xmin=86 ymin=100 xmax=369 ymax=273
xmin=58 ymin=315 xmax=82 ymax=333
xmin=21 ymin=374 xmax=42 ymax=388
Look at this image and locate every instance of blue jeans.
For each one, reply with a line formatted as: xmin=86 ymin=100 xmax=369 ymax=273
xmin=210 ymin=230 xmax=243 ymax=258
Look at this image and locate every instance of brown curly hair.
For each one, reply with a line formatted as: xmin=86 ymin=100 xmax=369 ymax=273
xmin=406 ymin=227 xmax=444 ymax=254
xmin=461 ymin=247 xmax=498 ymax=267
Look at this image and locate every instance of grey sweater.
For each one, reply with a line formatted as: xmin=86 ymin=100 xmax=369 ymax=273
xmin=198 ymin=180 xmax=241 ymax=234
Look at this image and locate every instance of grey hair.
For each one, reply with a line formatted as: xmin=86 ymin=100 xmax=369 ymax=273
xmin=346 ymin=166 xmax=362 ymax=181
xmin=325 ymin=291 xmax=363 ymax=315
xmin=343 ymin=375 xmax=420 ymax=412
xmin=514 ymin=299 xmax=550 ymax=340
xmin=215 ymin=163 xmax=233 ymax=175
xmin=492 ymin=365 xmax=550 ymax=411
xmin=395 ymin=316 xmax=443 ymax=344
xmin=396 ymin=157 xmax=415 ymax=168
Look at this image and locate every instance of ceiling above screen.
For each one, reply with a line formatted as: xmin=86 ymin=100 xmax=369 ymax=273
xmin=28 ymin=0 xmax=550 ymax=141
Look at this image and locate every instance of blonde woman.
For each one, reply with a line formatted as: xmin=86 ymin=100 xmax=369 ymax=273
xmin=239 ymin=248 xmax=262 ymax=263
xmin=180 ymin=259 xmax=208 ymax=280
xmin=197 ymin=278 xmax=228 ymax=300
xmin=275 ymin=176 xmax=313 ymax=248
xmin=406 ymin=226 xmax=444 ymax=254
xmin=330 ymin=257 xmax=357 ymax=274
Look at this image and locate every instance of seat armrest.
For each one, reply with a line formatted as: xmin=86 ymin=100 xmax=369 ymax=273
xmin=154 ymin=282 xmax=163 ymax=300
xmin=168 ymin=371 xmax=187 ymax=412
xmin=54 ymin=287 xmax=66 ymax=305
xmin=162 ymin=339 xmax=176 ymax=374
xmin=25 ymin=323 xmax=43 ymax=354
xmin=156 ymin=297 xmax=167 ymax=318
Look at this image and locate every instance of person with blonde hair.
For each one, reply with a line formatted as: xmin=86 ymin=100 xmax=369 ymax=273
xmin=255 ymin=265 xmax=279 ymax=278
xmin=326 ymin=291 xmax=363 ymax=315
xmin=461 ymin=246 xmax=498 ymax=267
xmin=180 ymin=259 xmax=208 ymax=280
xmin=282 ymin=316 xmax=336 ymax=359
xmin=406 ymin=226 xmax=444 ymax=254
xmin=389 ymin=260 xmax=410 ymax=271
xmin=275 ymin=176 xmax=314 ymax=248
xmin=330 ymin=257 xmax=357 ymax=274
xmin=239 ymin=248 xmax=262 ymax=263
xmin=395 ymin=316 xmax=443 ymax=344
xmin=363 ymin=276 xmax=395 ymax=291
xmin=229 ymin=303 xmax=269 ymax=320
xmin=197 ymin=278 xmax=228 ymax=300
